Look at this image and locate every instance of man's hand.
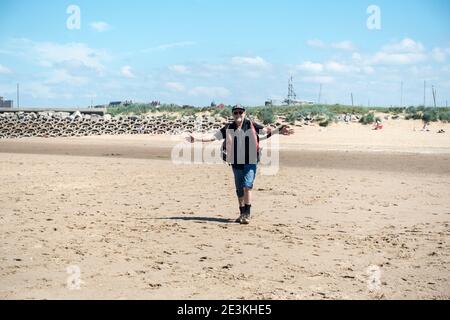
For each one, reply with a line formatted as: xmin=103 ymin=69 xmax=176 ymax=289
xmin=279 ymin=125 xmax=294 ymax=136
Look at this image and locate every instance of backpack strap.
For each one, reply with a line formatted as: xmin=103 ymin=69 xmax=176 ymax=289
xmin=249 ymin=120 xmax=260 ymax=152
xmin=221 ymin=123 xmax=232 ymax=163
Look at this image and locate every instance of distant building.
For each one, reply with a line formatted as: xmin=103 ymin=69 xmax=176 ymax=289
xmin=265 ymin=99 xmax=284 ymax=107
xmin=109 ymin=100 xmax=133 ymax=107
xmin=0 ymin=97 xmax=13 ymax=108
xmin=283 ymin=99 xmax=314 ymax=106
xmin=265 ymin=98 xmax=314 ymax=107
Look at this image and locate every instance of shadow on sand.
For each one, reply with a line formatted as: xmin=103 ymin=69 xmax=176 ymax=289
xmin=155 ymin=216 xmax=236 ymax=224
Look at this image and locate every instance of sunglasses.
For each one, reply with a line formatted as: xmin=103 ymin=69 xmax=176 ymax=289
xmin=233 ymin=111 xmax=244 ymax=115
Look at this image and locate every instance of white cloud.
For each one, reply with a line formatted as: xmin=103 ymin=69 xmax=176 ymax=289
xmin=0 ymin=64 xmax=12 ymax=74
xmin=307 ymin=38 xmax=431 ymax=69
xmin=169 ymin=65 xmax=190 ymax=74
xmin=382 ymin=38 xmax=425 ymax=54
xmin=371 ymin=52 xmax=427 ymax=65
xmin=231 ymin=56 xmax=270 ymax=69
xmin=189 ymin=86 xmax=230 ymax=98
xmin=165 ymin=82 xmax=186 ymax=92
xmin=121 ymin=65 xmax=135 ymax=78
xmin=431 ymin=47 xmax=449 ymax=63
xmin=28 ymin=82 xmax=55 ymax=99
xmin=46 ymin=69 xmax=88 ymax=86
xmin=3 ymin=35 xmax=448 ymax=107
xmin=408 ymin=65 xmax=434 ymax=78
xmin=90 ymin=21 xmax=111 ymax=32
xmin=142 ymin=41 xmax=195 ymax=52
xmin=301 ymin=76 xmax=334 ymax=84
xmin=325 ymin=61 xmax=357 ymax=73
xmin=30 ymin=41 xmax=109 ymax=72
xmin=296 ymin=61 xmax=324 ymax=73
xmin=365 ymin=38 xmax=428 ymax=65
xmin=203 ymin=64 xmax=228 ymax=72
xmin=352 ymin=52 xmax=362 ymax=61
xmin=331 ymin=41 xmax=356 ymax=51
xmin=197 ymin=64 xmax=229 ymax=77
xmin=369 ymin=38 xmax=426 ymax=65
xmin=297 ymin=61 xmax=359 ymax=74
xmin=307 ymin=39 xmax=355 ymax=51
xmin=362 ymin=66 xmax=375 ymax=74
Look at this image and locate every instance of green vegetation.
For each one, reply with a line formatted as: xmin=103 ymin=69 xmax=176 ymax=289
xmin=317 ymin=111 xmax=338 ymax=127
xmin=257 ymin=108 xmax=275 ymax=125
xmin=359 ymin=112 xmax=375 ymax=125
xmin=211 ymin=107 xmax=233 ymax=119
xmin=107 ymin=103 xmax=450 ymax=125
xmin=438 ymin=111 xmax=450 ymax=122
xmin=403 ymin=106 xmax=450 ymax=123
xmin=108 ymin=103 xmax=211 ymax=116
xmin=285 ymin=112 xmax=297 ymax=124
xmin=282 ymin=106 xmax=335 ymax=126
xmin=107 ymin=103 xmax=155 ymax=116
xmin=422 ymin=109 xmax=439 ymax=123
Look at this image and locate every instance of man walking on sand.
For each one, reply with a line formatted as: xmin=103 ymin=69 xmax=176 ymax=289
xmin=187 ymin=104 xmax=294 ymax=225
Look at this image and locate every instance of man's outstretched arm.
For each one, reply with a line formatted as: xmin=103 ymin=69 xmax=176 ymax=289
xmin=258 ymin=125 xmax=294 ymax=140
xmin=186 ymin=127 xmax=225 ymax=143
xmin=186 ymin=134 xmax=217 ymax=143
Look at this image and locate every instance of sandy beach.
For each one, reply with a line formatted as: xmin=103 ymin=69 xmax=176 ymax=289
xmin=0 ymin=119 xmax=449 ymax=299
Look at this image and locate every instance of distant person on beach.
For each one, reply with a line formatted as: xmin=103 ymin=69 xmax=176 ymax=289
xmin=344 ymin=113 xmax=351 ymax=123
xmin=373 ymin=119 xmax=383 ymax=130
xmin=187 ymin=104 xmax=294 ymax=225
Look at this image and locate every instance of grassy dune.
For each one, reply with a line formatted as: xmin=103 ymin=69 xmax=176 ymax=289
xmin=107 ymin=103 xmax=450 ymax=127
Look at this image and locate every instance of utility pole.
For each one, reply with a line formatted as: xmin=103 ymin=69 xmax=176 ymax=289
xmin=432 ymin=86 xmax=437 ymax=108
xmin=351 ymin=93 xmax=354 ymax=107
xmin=400 ymin=81 xmax=403 ymax=107
xmin=423 ymin=80 xmax=426 ymax=108
xmin=17 ymin=83 xmax=19 ymax=108
xmin=318 ymin=83 xmax=322 ymax=104
xmin=366 ymin=82 xmax=370 ymax=108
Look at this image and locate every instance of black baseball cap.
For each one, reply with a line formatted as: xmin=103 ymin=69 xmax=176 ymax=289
xmin=232 ymin=104 xmax=245 ymax=112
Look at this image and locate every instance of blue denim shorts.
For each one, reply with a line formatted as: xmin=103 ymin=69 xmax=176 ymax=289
xmin=232 ymin=164 xmax=257 ymax=198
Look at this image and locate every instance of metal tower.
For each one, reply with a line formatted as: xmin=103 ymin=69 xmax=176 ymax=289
xmin=287 ymin=76 xmax=296 ymax=105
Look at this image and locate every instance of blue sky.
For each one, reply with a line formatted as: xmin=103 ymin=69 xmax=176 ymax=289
xmin=0 ymin=0 xmax=449 ymax=107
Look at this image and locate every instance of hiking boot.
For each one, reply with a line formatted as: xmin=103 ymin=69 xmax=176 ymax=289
xmin=240 ymin=214 xmax=250 ymax=225
xmin=236 ymin=206 xmax=245 ymax=223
